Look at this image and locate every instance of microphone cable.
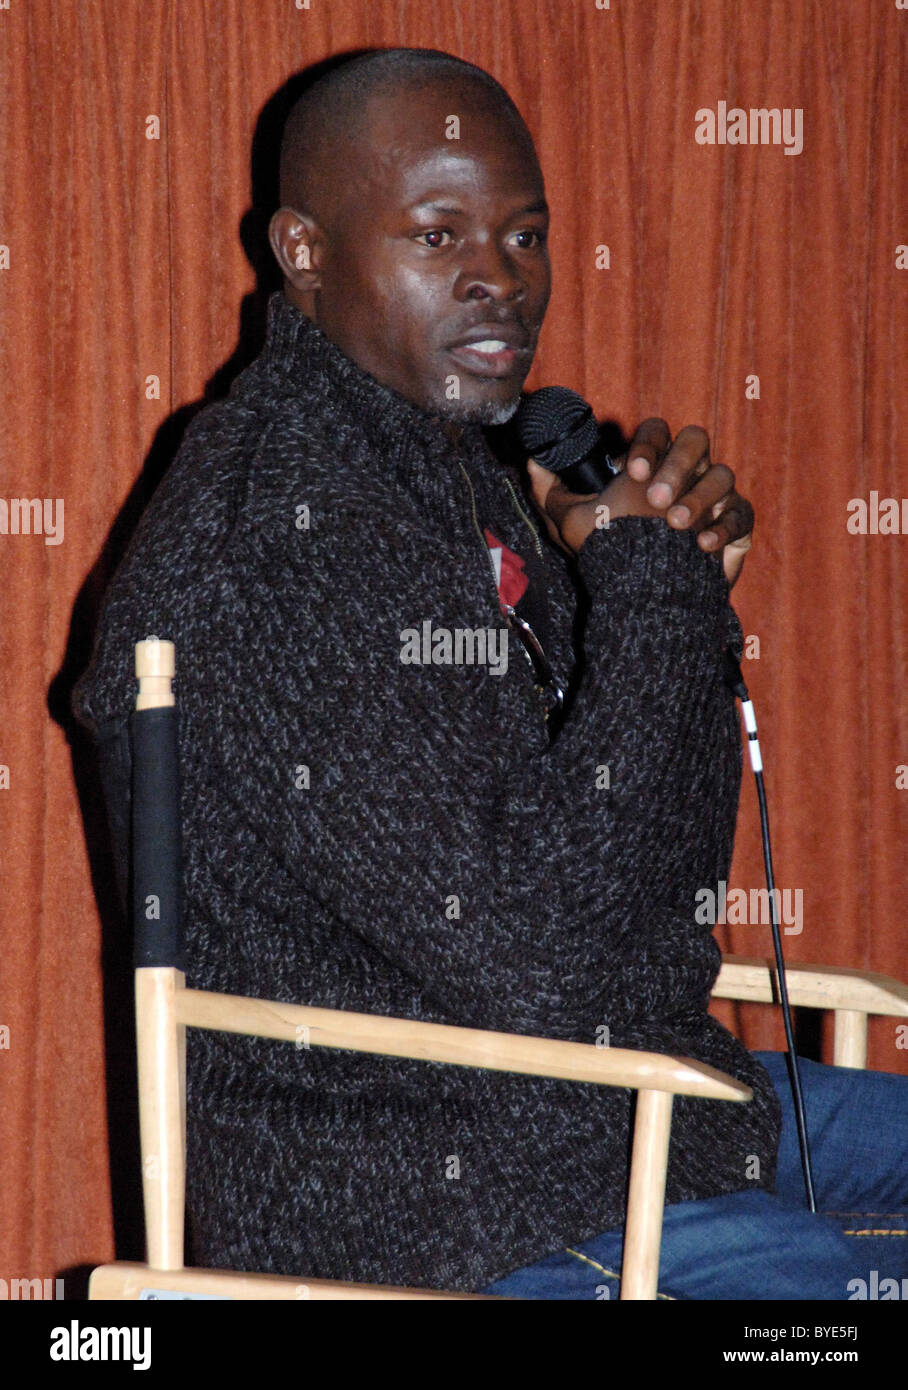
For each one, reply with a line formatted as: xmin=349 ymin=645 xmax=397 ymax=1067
xmin=723 ymin=648 xmax=816 ymax=1211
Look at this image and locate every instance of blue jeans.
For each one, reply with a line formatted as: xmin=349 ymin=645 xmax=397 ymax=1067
xmin=480 ymin=1051 xmax=908 ymax=1299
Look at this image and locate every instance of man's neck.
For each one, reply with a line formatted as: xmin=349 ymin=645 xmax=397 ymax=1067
xmin=281 ymin=286 xmax=488 ymax=455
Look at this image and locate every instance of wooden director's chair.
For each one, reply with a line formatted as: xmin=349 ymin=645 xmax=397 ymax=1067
xmin=89 ymin=639 xmax=908 ymax=1301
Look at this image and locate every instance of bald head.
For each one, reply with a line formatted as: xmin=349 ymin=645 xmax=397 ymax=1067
xmin=268 ymin=48 xmax=550 ymax=423
xmin=278 ymin=48 xmax=532 ymax=226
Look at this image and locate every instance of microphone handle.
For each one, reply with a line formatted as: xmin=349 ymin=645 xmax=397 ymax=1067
xmin=547 ymin=453 xmax=620 ymax=494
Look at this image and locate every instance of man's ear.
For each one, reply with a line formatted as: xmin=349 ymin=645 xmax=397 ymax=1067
xmin=268 ymin=206 xmax=323 ymax=292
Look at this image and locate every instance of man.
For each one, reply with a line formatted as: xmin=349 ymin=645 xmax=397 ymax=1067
xmin=74 ymin=48 xmax=906 ymax=1299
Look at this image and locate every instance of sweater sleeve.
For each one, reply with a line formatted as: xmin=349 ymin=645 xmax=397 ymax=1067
xmin=179 ymin=503 xmax=741 ymax=1044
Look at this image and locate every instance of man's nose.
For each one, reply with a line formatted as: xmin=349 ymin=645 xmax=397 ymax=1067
xmin=456 ymin=241 xmax=526 ymax=301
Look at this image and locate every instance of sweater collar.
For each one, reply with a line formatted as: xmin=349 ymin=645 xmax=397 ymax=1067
xmin=260 ymin=290 xmax=492 ymax=481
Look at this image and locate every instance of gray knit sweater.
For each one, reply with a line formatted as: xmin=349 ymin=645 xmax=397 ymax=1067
xmin=73 ymin=290 xmax=781 ymax=1293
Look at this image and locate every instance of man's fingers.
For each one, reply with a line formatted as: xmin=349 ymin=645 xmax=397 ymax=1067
xmin=664 ymin=463 xmax=736 ymax=531
xmin=696 ymin=493 xmax=755 ymax=552
xmin=527 ymin=449 xmax=754 ymax=570
xmin=692 ymin=493 xmax=754 ymax=587
xmin=526 ymin=458 xmax=556 ymax=510
xmin=625 ymin=418 xmax=672 ymax=481
xmin=645 ymin=424 xmax=711 ymax=507
xmin=525 ymin=459 xmax=583 ymax=553
xmin=719 ymin=529 xmax=753 ymax=587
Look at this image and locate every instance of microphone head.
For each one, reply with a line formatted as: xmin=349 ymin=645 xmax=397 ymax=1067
xmin=515 ymin=386 xmax=600 ymax=473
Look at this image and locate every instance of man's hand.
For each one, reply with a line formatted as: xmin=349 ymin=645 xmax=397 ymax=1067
xmin=527 ymin=418 xmax=754 ymax=588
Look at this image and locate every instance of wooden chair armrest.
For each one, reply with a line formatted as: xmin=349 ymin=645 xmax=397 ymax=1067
xmin=714 ymin=955 xmax=908 ymax=1016
xmin=174 ymin=983 xmax=751 ymax=1103
xmin=714 ymin=955 xmax=908 ymax=1068
xmin=141 ymin=969 xmax=748 ymax=1302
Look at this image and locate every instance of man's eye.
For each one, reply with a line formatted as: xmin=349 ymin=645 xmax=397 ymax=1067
xmin=414 ymin=229 xmax=454 ymax=247
xmin=509 ymin=229 xmax=546 ymax=248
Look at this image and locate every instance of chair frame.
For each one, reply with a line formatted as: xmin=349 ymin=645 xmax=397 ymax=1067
xmin=88 ymin=641 xmax=908 ymax=1302
xmin=88 ymin=955 xmax=908 ymax=1302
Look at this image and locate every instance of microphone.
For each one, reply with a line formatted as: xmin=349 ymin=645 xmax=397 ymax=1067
xmin=515 ymin=386 xmax=621 ymax=494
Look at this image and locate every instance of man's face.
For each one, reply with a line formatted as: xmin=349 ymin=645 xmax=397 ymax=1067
xmin=306 ymin=80 xmax=551 ymax=425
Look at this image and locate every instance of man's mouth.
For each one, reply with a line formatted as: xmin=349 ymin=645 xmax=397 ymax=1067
xmin=447 ymin=339 xmax=531 ymax=379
